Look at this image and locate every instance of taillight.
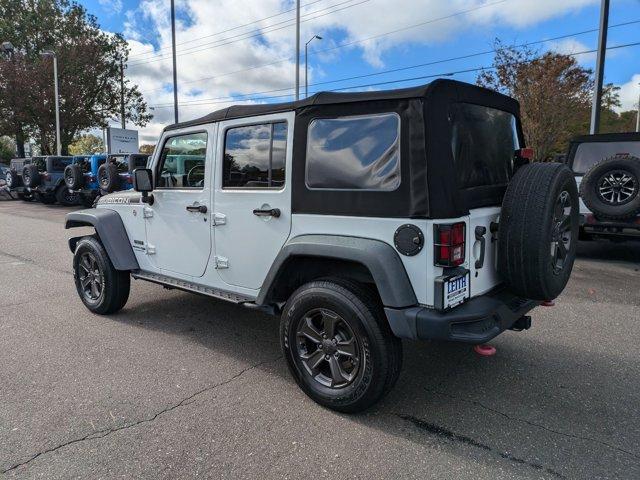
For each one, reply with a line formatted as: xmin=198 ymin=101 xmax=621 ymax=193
xmin=42 ymin=173 xmax=50 ymax=181
xmin=434 ymin=222 xmax=466 ymax=267
xmin=125 ymin=174 xmax=133 ymax=184
xmin=518 ymin=148 xmax=534 ymax=160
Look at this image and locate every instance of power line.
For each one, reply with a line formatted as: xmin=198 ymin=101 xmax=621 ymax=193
xmin=147 ymin=20 xmax=640 ymax=104
xmin=148 ymin=40 xmax=640 ymax=109
xmin=129 ymin=0 xmax=368 ymax=67
xmin=129 ymin=0 xmax=326 ymax=58
xmin=141 ymin=0 xmax=514 ymax=91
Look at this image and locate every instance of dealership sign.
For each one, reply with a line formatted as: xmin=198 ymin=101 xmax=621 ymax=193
xmin=107 ymin=127 xmax=139 ymax=154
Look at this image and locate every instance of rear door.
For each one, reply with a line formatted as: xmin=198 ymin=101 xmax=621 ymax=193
xmin=213 ymin=112 xmax=294 ymax=290
xmin=449 ymin=102 xmax=522 ymax=296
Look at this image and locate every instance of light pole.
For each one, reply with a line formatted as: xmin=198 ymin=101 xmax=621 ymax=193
xmin=40 ymin=50 xmax=62 ymax=156
xmin=170 ymin=0 xmax=179 ymax=123
xmin=305 ymin=35 xmax=322 ymax=98
xmin=295 ymin=0 xmax=300 ymax=100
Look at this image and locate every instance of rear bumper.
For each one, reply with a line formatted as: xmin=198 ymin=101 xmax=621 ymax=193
xmin=579 ymin=214 xmax=640 ymax=239
xmin=385 ymin=289 xmax=540 ymax=344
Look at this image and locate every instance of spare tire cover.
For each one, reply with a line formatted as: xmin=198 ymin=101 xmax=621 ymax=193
xmin=498 ymin=162 xmax=579 ymax=301
xmin=579 ymin=155 xmax=640 ymax=220
xmin=98 ymin=163 xmax=119 ymax=192
xmin=22 ymin=164 xmax=40 ymax=188
xmin=64 ymin=164 xmax=84 ymax=189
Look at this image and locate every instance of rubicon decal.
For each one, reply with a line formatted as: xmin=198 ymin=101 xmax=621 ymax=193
xmin=98 ymin=196 xmax=140 ymax=205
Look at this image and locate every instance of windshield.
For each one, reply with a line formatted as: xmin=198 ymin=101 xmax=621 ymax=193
xmin=572 ymin=141 xmax=640 ymax=175
xmin=108 ymin=155 xmax=129 ymax=173
xmin=450 ymin=103 xmax=520 ymax=189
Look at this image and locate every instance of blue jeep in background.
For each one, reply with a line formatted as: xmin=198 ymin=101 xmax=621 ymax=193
xmin=64 ymin=153 xmax=149 ymax=207
xmin=22 ymin=156 xmax=79 ymax=205
xmin=64 ymin=154 xmax=107 ymax=207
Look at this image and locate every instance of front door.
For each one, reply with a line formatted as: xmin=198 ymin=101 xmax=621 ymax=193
xmin=213 ymin=113 xmax=294 ymax=290
xmin=145 ymin=127 xmax=214 ymax=277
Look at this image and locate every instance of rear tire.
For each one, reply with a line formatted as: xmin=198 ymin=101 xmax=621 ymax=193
xmin=280 ymin=279 xmax=402 ymax=413
xmin=498 ymin=162 xmax=579 ymax=301
xmin=55 ymin=184 xmax=79 ymax=206
xmin=73 ymin=236 xmax=130 ymax=314
xmin=37 ymin=192 xmax=56 ymax=205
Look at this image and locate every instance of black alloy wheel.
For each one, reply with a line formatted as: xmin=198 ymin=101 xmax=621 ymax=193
xmin=78 ymin=251 xmax=104 ymax=302
xmin=596 ymin=170 xmax=638 ymax=206
xmin=550 ymin=190 xmax=573 ymax=274
xmin=295 ymin=308 xmax=361 ymax=388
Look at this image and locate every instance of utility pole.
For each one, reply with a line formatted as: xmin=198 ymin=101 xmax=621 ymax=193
xmin=295 ymin=0 xmax=300 ymax=100
xmin=636 ymin=83 xmax=640 ymax=133
xmin=41 ymin=50 xmax=61 ymax=156
xmin=590 ymin=0 xmax=609 ymax=135
xmin=120 ymin=58 xmax=126 ymax=129
xmin=170 ymin=0 xmax=179 ymax=123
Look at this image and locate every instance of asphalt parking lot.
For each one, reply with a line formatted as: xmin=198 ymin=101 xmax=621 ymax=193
xmin=1 ymin=200 xmax=639 ymax=479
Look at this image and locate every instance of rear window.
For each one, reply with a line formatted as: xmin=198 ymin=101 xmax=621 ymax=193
xmin=305 ymin=113 xmax=401 ymax=191
xmin=50 ymin=157 xmax=71 ymax=172
xmin=572 ymin=141 xmax=640 ymax=175
xmin=450 ymin=103 xmax=519 ymax=189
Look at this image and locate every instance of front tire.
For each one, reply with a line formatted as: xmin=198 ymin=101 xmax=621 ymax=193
xmin=73 ymin=236 xmax=130 ymax=314
xmin=280 ymin=280 xmax=402 ymax=413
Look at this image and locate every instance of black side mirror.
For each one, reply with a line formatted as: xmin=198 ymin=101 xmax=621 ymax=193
xmin=133 ymin=168 xmax=154 ymax=204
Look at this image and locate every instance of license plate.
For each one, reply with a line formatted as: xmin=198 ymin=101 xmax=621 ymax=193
xmin=443 ymin=272 xmax=470 ymax=309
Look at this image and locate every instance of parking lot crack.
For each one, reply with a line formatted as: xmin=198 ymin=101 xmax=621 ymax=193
xmin=423 ymin=388 xmax=639 ymax=460
xmin=397 ymin=414 xmax=567 ymax=478
xmin=1 ymin=355 xmax=282 ymax=474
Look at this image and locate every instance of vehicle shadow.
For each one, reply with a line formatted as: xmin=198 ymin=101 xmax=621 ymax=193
xmin=107 ymin=285 xmax=640 ymax=479
xmin=576 ymin=238 xmax=640 ymax=265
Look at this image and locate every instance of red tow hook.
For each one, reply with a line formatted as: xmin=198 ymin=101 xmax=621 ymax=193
xmin=541 ymin=299 xmax=555 ymax=307
xmin=473 ymin=344 xmax=496 ymax=357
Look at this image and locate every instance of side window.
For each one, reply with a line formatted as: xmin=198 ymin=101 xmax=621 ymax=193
xmin=156 ymin=132 xmax=208 ymax=189
xmin=305 ymin=113 xmax=401 ymax=191
xmin=223 ymin=121 xmax=288 ymax=189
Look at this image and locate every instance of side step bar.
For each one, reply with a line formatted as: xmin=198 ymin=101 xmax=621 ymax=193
xmin=131 ymin=270 xmax=255 ymax=304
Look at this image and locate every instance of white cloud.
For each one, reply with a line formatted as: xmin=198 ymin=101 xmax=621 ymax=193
xmin=98 ymin=0 xmax=123 ymax=15
xmin=546 ymin=38 xmax=596 ymax=63
xmin=617 ymin=74 xmax=640 ymax=113
xmin=117 ymin=0 xmax=599 ymax=144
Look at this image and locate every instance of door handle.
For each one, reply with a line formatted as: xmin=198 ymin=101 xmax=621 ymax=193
xmin=186 ymin=204 xmax=207 ymax=213
xmin=253 ymin=208 xmax=280 ymax=218
xmin=475 ymin=226 xmax=487 ymax=269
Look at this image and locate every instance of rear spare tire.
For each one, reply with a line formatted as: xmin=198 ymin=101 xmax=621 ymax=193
xmin=579 ymin=155 xmax=640 ymax=220
xmin=498 ymin=162 xmax=579 ymax=301
xmin=22 ymin=164 xmax=40 ymax=188
xmin=98 ymin=163 xmax=119 ymax=193
xmin=64 ymin=163 xmax=84 ymax=190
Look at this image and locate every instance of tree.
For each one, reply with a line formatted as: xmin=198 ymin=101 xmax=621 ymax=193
xmin=477 ymin=41 xmax=592 ymax=161
xmin=68 ymin=133 xmax=104 ymax=155
xmin=139 ymin=144 xmax=155 ymax=155
xmin=0 ymin=0 xmax=152 ymax=155
xmin=0 ymin=135 xmax=14 ymax=163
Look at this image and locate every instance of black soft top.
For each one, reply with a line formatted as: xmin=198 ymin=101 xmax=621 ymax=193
xmin=163 ymin=79 xmax=522 ymax=219
xmin=164 ymin=80 xmax=517 ymax=131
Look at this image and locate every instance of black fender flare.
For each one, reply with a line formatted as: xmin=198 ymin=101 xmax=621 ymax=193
xmin=256 ymin=234 xmax=417 ymax=308
xmin=65 ymin=208 xmax=139 ymax=271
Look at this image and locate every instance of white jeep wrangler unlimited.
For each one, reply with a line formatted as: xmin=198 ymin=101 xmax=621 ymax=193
xmin=66 ymin=80 xmax=579 ymax=412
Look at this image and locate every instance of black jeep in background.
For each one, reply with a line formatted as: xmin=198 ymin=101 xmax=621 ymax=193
xmin=566 ymin=132 xmax=640 ymax=241
xmin=5 ymin=158 xmax=35 ymax=201
xmin=22 ymin=156 xmax=79 ymax=205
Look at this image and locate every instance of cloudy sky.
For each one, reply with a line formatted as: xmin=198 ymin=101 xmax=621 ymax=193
xmin=82 ymin=0 xmax=640 ymax=144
